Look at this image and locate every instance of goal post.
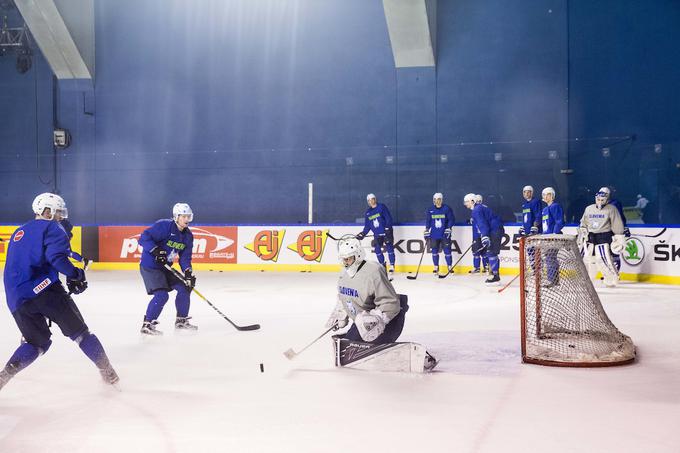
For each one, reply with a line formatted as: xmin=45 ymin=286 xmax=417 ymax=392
xmin=519 ymin=235 xmax=635 ymax=367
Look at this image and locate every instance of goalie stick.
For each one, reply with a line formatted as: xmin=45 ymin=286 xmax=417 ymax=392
xmin=632 ymin=227 xmax=667 ymax=239
xmin=164 ymin=264 xmax=260 ymax=331
xmin=283 ymin=324 xmax=336 ymax=360
xmin=438 ymin=242 xmax=474 ymax=279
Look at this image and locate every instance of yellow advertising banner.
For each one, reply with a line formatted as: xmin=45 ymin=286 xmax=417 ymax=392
xmin=0 ymin=224 xmax=82 ymax=265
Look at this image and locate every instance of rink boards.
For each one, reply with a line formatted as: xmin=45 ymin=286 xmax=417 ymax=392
xmin=0 ymin=224 xmax=678 ymax=285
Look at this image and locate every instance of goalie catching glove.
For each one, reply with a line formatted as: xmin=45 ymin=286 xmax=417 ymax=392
xmin=611 ymin=234 xmax=626 ymax=254
xmin=355 ymin=309 xmax=389 ymax=342
xmin=325 ymin=300 xmax=349 ymax=331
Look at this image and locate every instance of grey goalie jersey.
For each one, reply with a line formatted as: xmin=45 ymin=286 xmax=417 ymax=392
xmin=337 ymin=261 xmax=400 ymax=322
xmin=580 ymin=204 xmax=624 ymax=235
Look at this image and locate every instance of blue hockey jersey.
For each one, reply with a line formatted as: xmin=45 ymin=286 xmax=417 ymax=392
xmin=3 ymin=219 xmax=80 ymax=313
xmin=522 ymin=198 xmax=543 ymax=233
xmin=360 ymin=203 xmax=393 ymax=236
xmin=139 ymin=219 xmax=194 ymax=271
xmin=425 ymin=204 xmax=455 ymax=239
xmin=471 ymin=204 xmax=503 ymax=237
xmin=542 ymin=203 xmax=565 ymax=234
xmin=609 ymin=199 xmax=627 ymax=226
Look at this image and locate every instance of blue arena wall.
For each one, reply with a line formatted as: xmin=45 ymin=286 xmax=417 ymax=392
xmin=1 ymin=0 xmax=678 ymax=225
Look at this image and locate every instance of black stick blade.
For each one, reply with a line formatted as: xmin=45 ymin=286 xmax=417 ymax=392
xmin=236 ymin=324 xmax=261 ymax=331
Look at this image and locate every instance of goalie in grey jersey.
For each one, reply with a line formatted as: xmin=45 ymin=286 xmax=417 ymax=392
xmin=579 ymin=187 xmax=626 ymax=287
xmin=325 ymin=236 xmax=406 ymax=343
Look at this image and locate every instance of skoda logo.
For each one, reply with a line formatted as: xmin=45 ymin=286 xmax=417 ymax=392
xmin=622 ymin=237 xmax=644 ymax=266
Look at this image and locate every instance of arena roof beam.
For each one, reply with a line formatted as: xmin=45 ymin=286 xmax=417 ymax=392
xmin=13 ymin=0 xmax=91 ymax=79
xmin=382 ymin=0 xmax=436 ymax=68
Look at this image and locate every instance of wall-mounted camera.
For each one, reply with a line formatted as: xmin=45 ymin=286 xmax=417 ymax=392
xmin=53 ymin=128 xmax=71 ymax=149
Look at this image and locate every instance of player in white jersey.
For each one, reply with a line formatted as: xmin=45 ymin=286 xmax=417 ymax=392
xmin=325 ymin=236 xmax=404 ymax=343
xmin=579 ymin=187 xmax=625 ymax=287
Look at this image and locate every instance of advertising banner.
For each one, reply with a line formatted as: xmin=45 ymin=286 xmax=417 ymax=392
xmin=99 ymin=226 xmax=238 ymax=263
xmin=1 ymin=225 xmax=82 ymax=264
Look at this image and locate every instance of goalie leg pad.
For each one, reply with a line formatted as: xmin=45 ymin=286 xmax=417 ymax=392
xmin=596 ymin=243 xmax=619 ymax=287
xmin=334 ymin=338 xmax=435 ymax=373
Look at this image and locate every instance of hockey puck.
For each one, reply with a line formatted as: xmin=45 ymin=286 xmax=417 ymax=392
xmin=259 ymin=363 xmax=264 ymax=373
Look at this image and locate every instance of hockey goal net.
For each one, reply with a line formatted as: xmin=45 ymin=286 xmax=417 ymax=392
xmin=519 ymin=235 xmax=635 ymax=367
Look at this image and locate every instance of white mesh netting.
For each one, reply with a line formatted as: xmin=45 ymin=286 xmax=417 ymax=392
xmin=521 ymin=235 xmax=635 ymax=366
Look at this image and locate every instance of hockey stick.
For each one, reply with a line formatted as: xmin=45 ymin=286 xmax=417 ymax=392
xmin=632 ymin=227 xmax=667 ymax=238
xmin=497 ymin=273 xmax=520 ymax=293
xmin=283 ymin=324 xmax=336 ymax=360
xmin=406 ymin=238 xmax=429 ymax=280
xmin=164 ymin=264 xmax=261 ymax=331
xmin=439 ymin=243 xmax=474 ymax=279
xmin=326 ymin=232 xmax=373 ymax=241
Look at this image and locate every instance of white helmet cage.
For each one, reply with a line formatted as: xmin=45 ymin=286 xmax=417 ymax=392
xmin=337 ymin=235 xmax=365 ymax=274
xmin=595 ymin=187 xmax=610 ymax=207
xmin=173 ymin=203 xmax=194 ymax=222
xmin=32 ymin=193 xmax=68 ymax=220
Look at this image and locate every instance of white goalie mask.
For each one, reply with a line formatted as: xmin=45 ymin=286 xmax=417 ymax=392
xmin=32 ymin=193 xmax=68 ymax=220
xmin=474 ymin=194 xmax=483 ymax=205
xmin=595 ymin=187 xmax=610 ymax=208
xmin=173 ymin=203 xmax=193 ymax=222
xmin=337 ymin=236 xmax=365 ymax=278
xmin=463 ymin=193 xmax=476 ymax=209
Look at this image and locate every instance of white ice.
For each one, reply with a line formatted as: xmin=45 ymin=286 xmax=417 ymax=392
xmin=1 ymin=270 xmax=679 ymax=453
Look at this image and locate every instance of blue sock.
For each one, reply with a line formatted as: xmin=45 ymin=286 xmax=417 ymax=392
xmin=76 ymin=333 xmax=110 ymax=369
xmin=5 ymin=341 xmax=46 ymax=375
xmin=173 ymin=284 xmax=191 ymax=318
xmin=145 ymin=290 xmax=169 ymax=321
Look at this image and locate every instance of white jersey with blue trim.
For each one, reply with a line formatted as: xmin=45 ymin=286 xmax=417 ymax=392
xmin=337 ymin=260 xmax=400 ymax=322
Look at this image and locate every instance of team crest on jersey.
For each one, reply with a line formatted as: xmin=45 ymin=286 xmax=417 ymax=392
xmin=14 ymin=230 xmax=24 ymax=242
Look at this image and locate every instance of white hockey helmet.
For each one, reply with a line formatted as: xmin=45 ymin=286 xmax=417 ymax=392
xmin=173 ymin=203 xmax=193 ymax=222
xmin=366 ymin=193 xmax=376 ymax=202
xmin=463 ymin=193 xmax=476 ymax=209
xmin=433 ymin=192 xmax=443 ymax=202
xmin=523 ymin=185 xmax=534 ymax=193
xmin=474 ymin=194 xmax=483 ymax=204
xmin=542 ymin=187 xmax=556 ymax=198
xmin=595 ymin=187 xmax=610 ymax=208
xmin=337 ymin=236 xmax=365 ymax=277
xmin=32 ymin=193 xmax=68 ymax=220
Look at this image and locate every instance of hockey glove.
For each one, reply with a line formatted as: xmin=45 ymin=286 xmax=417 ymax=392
xmin=150 ymin=247 xmax=169 ymax=266
xmin=384 ymin=228 xmax=393 ymax=244
xmin=67 ymin=268 xmax=88 ymax=295
xmin=623 ymin=227 xmax=631 ymax=238
xmin=444 ymin=228 xmax=452 ymax=240
xmin=423 ymin=229 xmax=431 ymax=239
xmin=518 ymin=226 xmax=525 ymax=236
xmin=355 ymin=309 xmax=388 ymax=342
xmin=356 ymin=232 xmax=366 ymax=240
xmin=183 ymin=268 xmax=196 ymax=289
xmin=530 ymin=225 xmax=539 ymax=235
xmin=611 ymin=235 xmax=626 ymax=254
xmin=480 ymin=236 xmax=491 ymax=251
xmin=325 ymin=300 xmax=349 ymax=330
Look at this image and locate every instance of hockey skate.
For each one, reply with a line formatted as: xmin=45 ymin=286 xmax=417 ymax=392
xmin=99 ymin=365 xmax=120 ymax=386
xmin=432 ymin=266 xmax=439 ymax=276
xmin=0 ymin=369 xmax=12 ymax=391
xmin=140 ymin=319 xmax=163 ymax=335
xmin=485 ymin=273 xmax=501 ymax=284
xmin=468 ymin=268 xmax=480 ymax=274
xmin=388 ymin=264 xmax=395 ymax=274
xmin=424 ymin=352 xmax=439 ymax=372
xmin=175 ymin=316 xmax=198 ymax=331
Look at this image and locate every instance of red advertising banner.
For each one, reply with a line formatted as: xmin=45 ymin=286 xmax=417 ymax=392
xmin=99 ymin=226 xmax=238 ymax=263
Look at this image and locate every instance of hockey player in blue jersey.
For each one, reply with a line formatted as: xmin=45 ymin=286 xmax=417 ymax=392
xmin=464 ymin=193 xmax=504 ymax=284
xmin=357 ymin=194 xmax=396 ymax=273
xmin=1 ymin=193 xmax=119 ymax=391
xmin=139 ymin=203 xmax=197 ymax=335
xmin=520 ymin=185 xmax=542 ymax=236
xmin=424 ymin=193 xmax=456 ymax=275
xmin=541 ymin=187 xmax=565 ymax=286
xmin=597 ymin=187 xmax=630 ymax=271
xmin=470 ymin=194 xmax=489 ymax=274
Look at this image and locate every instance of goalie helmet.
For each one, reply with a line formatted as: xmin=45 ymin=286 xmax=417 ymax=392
xmin=474 ymin=194 xmax=483 ymax=204
xmin=173 ymin=203 xmax=193 ymax=222
xmin=337 ymin=236 xmax=365 ymax=277
xmin=595 ymin=187 xmax=610 ymax=208
xmin=32 ymin=193 xmax=68 ymax=220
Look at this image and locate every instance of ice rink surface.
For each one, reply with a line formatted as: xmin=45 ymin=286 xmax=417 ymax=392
xmin=0 ymin=269 xmax=679 ymax=453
